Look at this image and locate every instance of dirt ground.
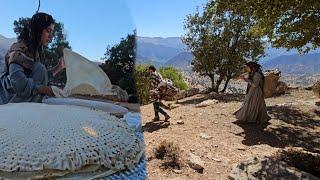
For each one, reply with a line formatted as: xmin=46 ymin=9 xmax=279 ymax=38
xmin=140 ymin=89 xmax=320 ymax=179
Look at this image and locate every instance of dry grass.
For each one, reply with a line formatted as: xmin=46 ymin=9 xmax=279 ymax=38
xmin=153 ymin=140 xmax=183 ymax=170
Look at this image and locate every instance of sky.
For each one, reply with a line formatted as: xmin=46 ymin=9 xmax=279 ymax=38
xmin=127 ymin=0 xmax=206 ymax=38
xmin=1 ymin=0 xmax=207 ymax=61
xmin=0 ymin=0 xmax=135 ymax=61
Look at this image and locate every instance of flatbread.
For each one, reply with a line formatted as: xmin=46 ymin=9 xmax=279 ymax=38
xmin=0 ymin=103 xmax=143 ymax=179
xmin=52 ymin=49 xmax=113 ymax=97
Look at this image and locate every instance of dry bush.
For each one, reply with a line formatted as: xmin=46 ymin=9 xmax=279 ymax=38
xmin=153 ymin=140 xmax=183 ymax=170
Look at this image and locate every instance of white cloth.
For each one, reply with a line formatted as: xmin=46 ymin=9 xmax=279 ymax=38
xmin=53 ymin=49 xmax=113 ymax=97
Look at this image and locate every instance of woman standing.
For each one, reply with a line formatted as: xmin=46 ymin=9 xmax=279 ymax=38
xmin=234 ymin=62 xmax=271 ymax=124
xmin=0 ymin=12 xmax=65 ymax=104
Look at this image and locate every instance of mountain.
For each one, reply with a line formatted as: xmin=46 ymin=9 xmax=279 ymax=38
xmin=138 ymin=36 xmax=187 ymax=50
xmin=0 ymin=34 xmax=16 ymax=49
xmin=262 ymin=53 xmax=320 ymax=74
xmin=135 ymin=54 xmax=164 ymax=67
xmin=261 ymin=44 xmax=320 ymax=62
xmin=136 ymin=36 xmax=187 ymax=63
xmin=136 ymin=36 xmax=320 ymax=74
xmin=165 ymin=51 xmax=194 ymax=69
xmin=0 ymin=35 xmax=16 ymax=70
xmin=0 ymin=34 xmax=16 ymax=58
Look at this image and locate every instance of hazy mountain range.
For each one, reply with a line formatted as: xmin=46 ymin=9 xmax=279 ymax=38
xmin=136 ymin=36 xmax=192 ymax=69
xmin=0 ymin=35 xmax=16 ymax=70
xmin=136 ymin=36 xmax=320 ymax=74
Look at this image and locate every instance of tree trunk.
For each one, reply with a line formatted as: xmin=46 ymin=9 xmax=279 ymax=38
xmin=208 ymin=74 xmax=215 ymax=92
xmin=214 ymin=76 xmax=224 ymax=92
xmin=221 ymin=76 xmax=231 ymax=93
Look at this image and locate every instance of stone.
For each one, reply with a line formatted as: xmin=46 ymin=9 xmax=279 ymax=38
xmin=186 ymin=153 xmax=204 ymax=173
xmin=199 ymin=133 xmax=213 ymax=140
xmin=172 ymin=169 xmax=183 ymax=174
xmin=177 ymin=120 xmax=184 ymax=125
xmin=229 ymin=156 xmax=319 ymax=180
xmin=275 ymin=81 xmax=288 ymax=96
xmin=263 ymin=69 xmax=280 ymax=98
xmin=196 ymin=99 xmax=219 ymax=107
xmin=212 ymin=158 xmax=222 ymax=162
xmin=111 ymin=85 xmax=129 ymax=102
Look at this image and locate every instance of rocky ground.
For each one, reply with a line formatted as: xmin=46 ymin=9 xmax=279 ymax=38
xmin=140 ymin=89 xmax=320 ymax=179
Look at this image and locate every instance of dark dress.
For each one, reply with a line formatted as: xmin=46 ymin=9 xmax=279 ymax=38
xmin=234 ymin=72 xmax=271 ymax=123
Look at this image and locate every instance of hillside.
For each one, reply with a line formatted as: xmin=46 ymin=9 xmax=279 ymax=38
xmin=141 ymin=89 xmax=320 ymax=179
xmin=0 ymin=34 xmax=16 ymax=60
xmin=262 ymin=53 xmax=320 ymax=74
xmin=164 ymin=51 xmax=193 ymax=69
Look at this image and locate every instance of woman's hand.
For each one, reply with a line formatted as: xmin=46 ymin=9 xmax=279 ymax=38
xmin=57 ymin=57 xmax=66 ymax=70
xmin=52 ymin=57 xmax=66 ymax=76
xmin=37 ymin=86 xmax=55 ymax=97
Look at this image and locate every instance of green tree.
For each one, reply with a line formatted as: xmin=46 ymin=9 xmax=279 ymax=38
xmin=183 ymin=1 xmax=264 ymax=92
xmin=100 ymin=33 xmax=136 ymax=95
xmin=134 ymin=65 xmax=187 ymax=104
xmin=13 ymin=17 xmax=71 ymax=84
xmin=215 ymin=0 xmax=320 ymax=53
xmin=158 ymin=66 xmax=188 ymax=90
xmin=134 ymin=64 xmax=151 ymax=105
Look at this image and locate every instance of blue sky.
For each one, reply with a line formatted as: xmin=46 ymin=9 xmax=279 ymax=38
xmin=1 ymin=0 xmax=206 ymax=60
xmin=0 ymin=0 xmax=134 ymax=61
xmin=128 ymin=0 xmax=206 ymax=38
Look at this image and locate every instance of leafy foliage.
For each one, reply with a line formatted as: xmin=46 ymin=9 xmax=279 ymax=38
xmin=158 ymin=66 xmax=188 ymax=90
xmin=183 ymin=1 xmax=264 ymax=92
xmin=215 ymin=0 xmax=320 ymax=53
xmin=134 ymin=64 xmax=151 ymax=105
xmin=100 ymin=33 xmax=136 ymax=96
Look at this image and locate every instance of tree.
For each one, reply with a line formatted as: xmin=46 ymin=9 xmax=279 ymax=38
xmin=215 ymin=0 xmax=320 ymax=53
xmin=183 ymin=9 xmax=222 ymax=91
xmin=100 ymin=33 xmax=136 ymax=96
xmin=134 ymin=64 xmax=151 ymax=105
xmin=183 ymin=1 xmax=265 ymax=92
xmin=158 ymin=66 xmax=188 ymax=90
xmin=13 ymin=17 xmax=71 ymax=84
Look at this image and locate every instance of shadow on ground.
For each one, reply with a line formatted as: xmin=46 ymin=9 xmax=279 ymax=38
xmin=267 ymin=105 xmax=320 ymax=129
xmin=142 ymin=121 xmax=170 ymax=133
xmin=233 ymin=105 xmax=320 ymax=153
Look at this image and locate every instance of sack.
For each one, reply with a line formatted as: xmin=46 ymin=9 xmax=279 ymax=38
xmin=263 ymin=70 xmax=280 ymax=98
xmin=158 ymin=79 xmax=179 ymax=98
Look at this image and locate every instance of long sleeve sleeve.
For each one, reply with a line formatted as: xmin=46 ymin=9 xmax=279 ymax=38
xmin=245 ymin=73 xmax=261 ymax=88
xmin=8 ymin=63 xmax=38 ymax=98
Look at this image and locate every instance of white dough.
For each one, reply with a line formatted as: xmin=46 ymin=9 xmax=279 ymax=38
xmin=54 ymin=48 xmax=113 ymax=97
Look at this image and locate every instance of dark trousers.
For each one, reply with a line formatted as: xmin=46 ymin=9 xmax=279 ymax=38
xmin=153 ymin=101 xmax=168 ymax=117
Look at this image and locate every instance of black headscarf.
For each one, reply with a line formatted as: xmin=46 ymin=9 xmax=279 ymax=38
xmin=245 ymin=61 xmax=264 ymax=94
